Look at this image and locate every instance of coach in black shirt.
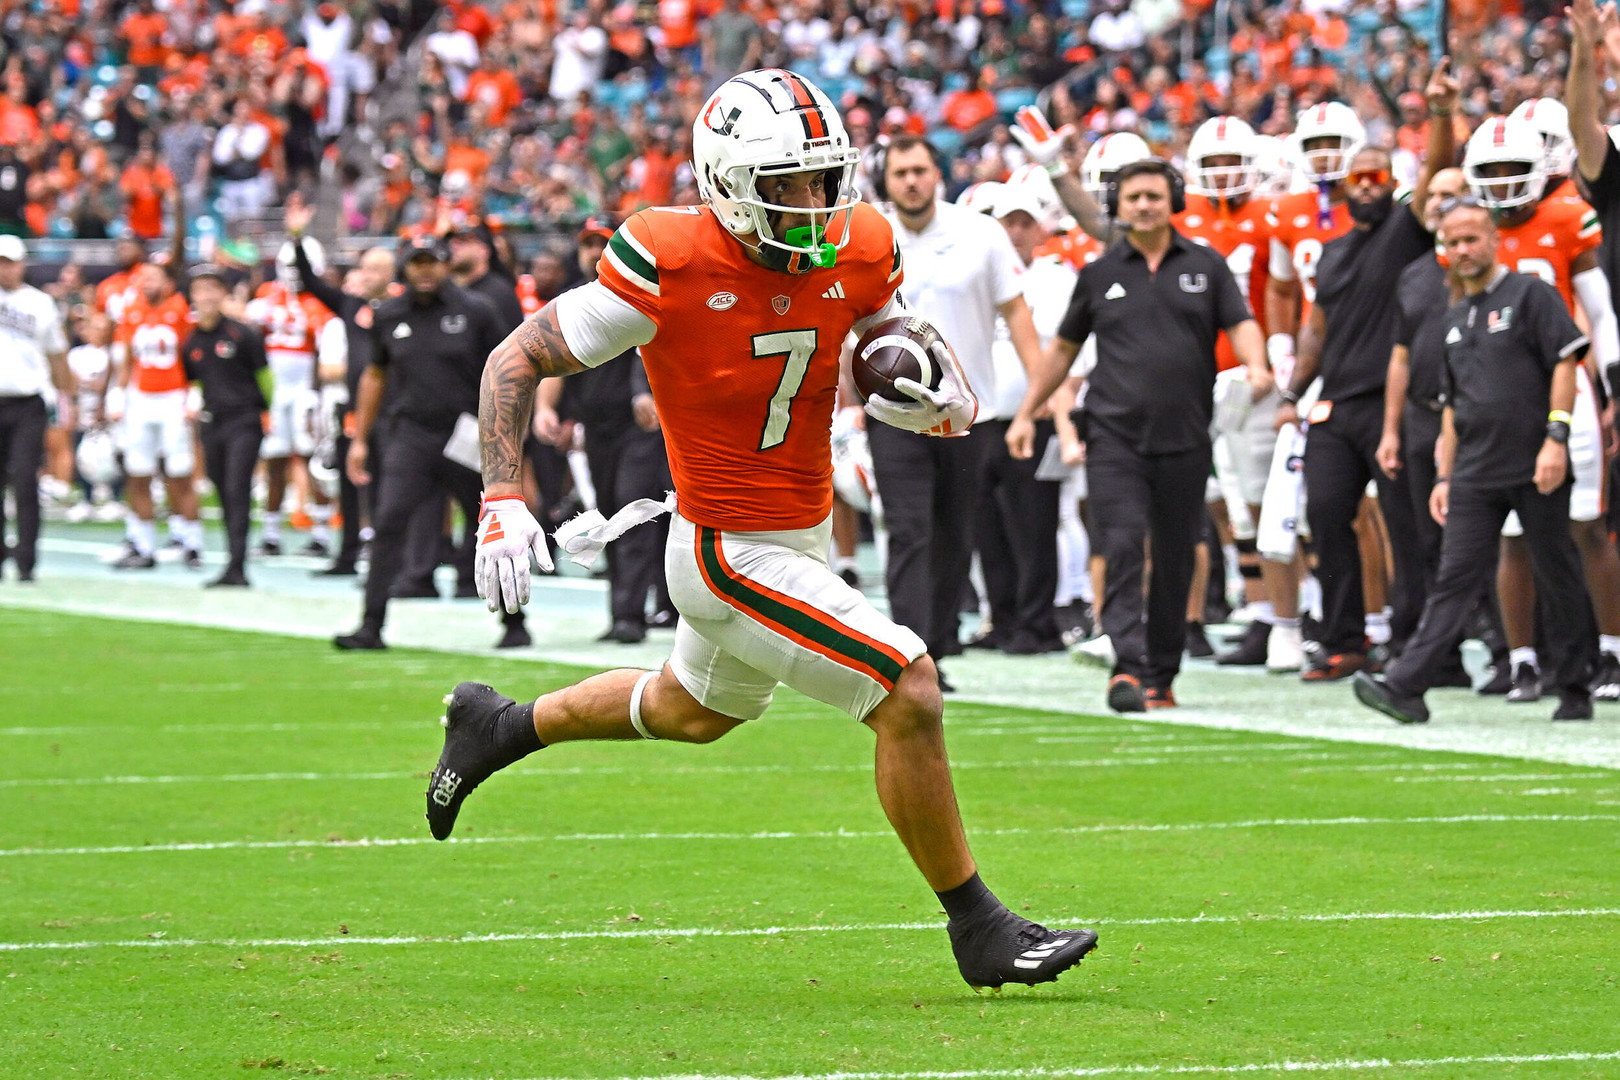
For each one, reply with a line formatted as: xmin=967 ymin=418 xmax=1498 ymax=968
xmin=183 ymin=265 xmax=268 ymax=588
xmin=1355 ymin=199 xmax=1598 ymax=723
xmin=1277 ymin=62 xmax=1457 ymax=680
xmin=334 ymin=236 xmax=505 ymax=650
xmin=1009 ymin=158 xmax=1267 ymax=712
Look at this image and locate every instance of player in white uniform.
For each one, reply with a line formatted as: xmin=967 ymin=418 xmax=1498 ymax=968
xmin=64 ymin=312 xmax=122 ymax=522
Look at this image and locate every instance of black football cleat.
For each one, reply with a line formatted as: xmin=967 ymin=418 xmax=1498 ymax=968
xmin=1352 ymin=671 xmax=1429 ymax=725
xmin=495 ymin=623 xmax=532 ymax=649
xmin=1506 ymin=662 xmax=1541 ymax=703
xmin=1217 ymin=620 xmax=1270 ymax=666
xmin=206 ymin=569 xmax=250 ymax=588
xmin=333 ymin=626 xmax=387 ymax=650
xmin=948 ymin=906 xmax=1098 ymax=991
xmin=1477 ymin=657 xmax=1513 ymax=695
xmin=112 ymin=550 xmax=157 ymax=570
xmin=1588 ymin=654 xmax=1620 ymax=702
xmin=1553 ymin=694 xmax=1594 ymax=722
xmin=427 ymin=681 xmax=525 ymax=840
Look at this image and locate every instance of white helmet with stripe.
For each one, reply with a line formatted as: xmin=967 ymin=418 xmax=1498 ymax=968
xmin=1293 ymin=101 xmax=1366 ymax=184
xmin=1509 ymin=97 xmax=1575 ymax=181
xmin=1186 ymin=115 xmax=1259 ymax=198
xmin=956 ymin=180 xmax=1006 ymax=215
xmin=1463 ymin=115 xmax=1547 ymax=210
xmin=277 ymin=237 xmax=323 ymax=292
xmin=1079 ymin=131 xmax=1151 ymax=203
xmin=691 ymin=68 xmax=862 ymax=275
xmin=1250 ymin=134 xmax=1303 ymax=195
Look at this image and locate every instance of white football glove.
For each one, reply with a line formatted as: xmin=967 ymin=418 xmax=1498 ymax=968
xmin=475 ymin=495 xmax=555 ymax=614
xmin=1010 ymin=105 xmax=1074 ymax=174
xmin=863 ymin=340 xmax=978 ymax=436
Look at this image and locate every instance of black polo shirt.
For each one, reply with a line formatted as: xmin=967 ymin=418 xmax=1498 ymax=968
xmin=181 ymin=316 xmax=267 ymax=421
xmin=1058 ymin=228 xmax=1253 ymax=453
xmin=1314 ymin=201 xmax=1433 ymax=404
xmin=371 ymin=282 xmax=505 ymax=434
xmin=1441 ymin=268 xmax=1588 ymax=489
xmin=1576 ymin=140 xmax=1620 ymax=394
xmin=1391 ymin=251 xmax=1452 ymax=410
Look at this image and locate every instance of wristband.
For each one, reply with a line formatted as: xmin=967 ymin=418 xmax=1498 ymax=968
xmin=1546 ymin=421 xmax=1571 ymax=444
xmin=1548 ymin=409 xmax=1573 ymax=425
xmin=1428 ymin=106 xmax=1452 ymax=117
xmin=1279 ymin=388 xmax=1301 ymax=405
xmin=1433 ymin=476 xmax=1449 ymax=485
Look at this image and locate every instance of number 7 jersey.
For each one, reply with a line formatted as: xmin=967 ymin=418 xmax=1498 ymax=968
xmin=597 ymin=202 xmax=903 ymax=532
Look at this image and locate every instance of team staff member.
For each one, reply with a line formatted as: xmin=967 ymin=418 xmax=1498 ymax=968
xmin=1276 ymin=60 xmax=1457 ymax=680
xmin=333 ymin=235 xmax=506 ymax=650
xmin=874 ymin=134 xmax=1045 ymax=686
xmin=0 ymin=234 xmax=70 ymax=582
xmin=1355 ymin=199 xmax=1598 ymax=723
xmin=182 ymin=264 xmax=271 ymax=588
xmin=1374 ymin=167 xmax=1481 ymax=690
xmin=1009 ymin=159 xmax=1269 ymax=713
xmin=286 ymin=202 xmax=397 ymax=576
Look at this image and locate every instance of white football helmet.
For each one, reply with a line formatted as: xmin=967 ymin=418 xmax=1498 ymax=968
xmin=1510 ymin=97 xmax=1576 ymax=181
xmin=75 ymin=427 xmax=121 ymax=486
xmin=956 ymin=180 xmax=1006 ymax=215
xmin=1080 ymin=131 xmax=1151 ymax=205
xmin=1464 ymin=115 xmax=1547 ymax=210
xmin=1186 ymin=116 xmax=1259 ymax=199
xmin=1293 ymin=101 xmax=1366 ymax=184
xmin=277 ymin=237 xmax=323 ymax=292
xmin=692 ymin=69 xmax=861 ymax=275
xmin=1250 ymin=134 xmax=1302 ymax=196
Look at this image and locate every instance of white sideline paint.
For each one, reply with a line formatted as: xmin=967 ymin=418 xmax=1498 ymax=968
xmin=2 ymin=907 xmax=1616 ymax=953
xmin=4 ymin=813 xmax=1613 ymax=859
xmin=1390 ymin=772 xmax=1612 ymax=783
xmin=5 ymin=544 xmax=1619 ymax=769
xmin=0 ymin=750 xmax=1394 ymax=789
xmin=451 ymin=1050 xmax=1620 ymax=1080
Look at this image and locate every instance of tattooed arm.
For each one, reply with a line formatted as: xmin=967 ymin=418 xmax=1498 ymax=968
xmin=479 ymin=304 xmax=587 ymax=496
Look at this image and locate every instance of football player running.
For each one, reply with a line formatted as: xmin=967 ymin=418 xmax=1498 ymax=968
xmin=1462 ymin=114 xmax=1620 ymax=700
xmin=425 ymin=70 xmax=1098 ymax=991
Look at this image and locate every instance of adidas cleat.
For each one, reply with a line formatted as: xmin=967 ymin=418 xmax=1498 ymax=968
xmin=948 ymin=908 xmax=1099 ymax=991
xmin=425 ymin=681 xmax=521 ymax=841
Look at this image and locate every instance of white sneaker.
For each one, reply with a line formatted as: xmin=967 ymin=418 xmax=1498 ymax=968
xmin=1266 ymin=623 xmax=1304 ymax=672
xmin=1072 ymin=634 xmax=1115 ymax=668
xmin=93 ymin=500 xmax=127 ymax=523
xmin=64 ymin=501 xmax=93 ymax=523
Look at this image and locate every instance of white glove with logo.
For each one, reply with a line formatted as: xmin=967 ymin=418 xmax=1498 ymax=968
xmin=1010 ymin=105 xmax=1075 ymax=175
xmin=475 ymin=495 xmax=555 ymax=614
xmin=863 ymin=340 xmax=979 ymax=437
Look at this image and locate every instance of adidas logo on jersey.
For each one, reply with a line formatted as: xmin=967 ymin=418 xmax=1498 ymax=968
xmin=1105 ymin=283 xmax=1127 ymax=300
xmin=822 ymin=281 xmax=845 ymax=299
xmin=1539 ymin=233 xmax=1557 ymax=247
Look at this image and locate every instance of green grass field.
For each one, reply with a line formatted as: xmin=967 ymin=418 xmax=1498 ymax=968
xmin=3 ymin=606 xmax=1617 ymax=1079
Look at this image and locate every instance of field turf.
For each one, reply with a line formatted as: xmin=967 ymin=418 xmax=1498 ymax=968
xmin=2 ymin=606 xmax=1617 ymax=1079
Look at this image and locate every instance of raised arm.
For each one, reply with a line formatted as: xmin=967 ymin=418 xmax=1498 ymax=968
xmin=479 ymin=304 xmax=587 ymax=495
xmin=1410 ymin=58 xmax=1460 ymax=223
xmin=1568 ymin=0 xmax=1611 ymax=184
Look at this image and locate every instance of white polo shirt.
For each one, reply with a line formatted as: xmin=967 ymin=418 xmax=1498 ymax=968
xmin=989 ymin=252 xmax=1079 ymax=419
xmin=883 ymin=199 xmax=1025 ymax=420
xmin=0 ymin=283 xmax=67 ymax=398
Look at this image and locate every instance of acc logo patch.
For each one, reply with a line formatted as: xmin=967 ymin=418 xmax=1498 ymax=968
xmin=706 ymin=291 xmax=738 ymax=311
xmin=441 ymin=314 xmax=468 ymax=334
xmin=1294 ymin=214 xmax=1311 ymax=228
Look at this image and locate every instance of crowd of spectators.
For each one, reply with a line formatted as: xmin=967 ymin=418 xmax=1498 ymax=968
xmin=0 ymin=0 xmax=1611 ymax=248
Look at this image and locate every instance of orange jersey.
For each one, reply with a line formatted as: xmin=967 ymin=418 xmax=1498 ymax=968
xmin=246 ymin=282 xmax=335 ymax=361
xmin=1176 ymin=193 xmax=1272 ymax=371
xmin=1494 ymin=193 xmax=1602 ymax=313
xmin=1033 ymin=227 xmax=1103 ymax=272
xmin=119 ymin=292 xmax=194 ymax=394
xmin=1267 ymin=190 xmax=1353 ymax=318
xmin=597 ymin=203 xmax=902 ymax=532
xmin=95 ymin=265 xmax=142 ymax=323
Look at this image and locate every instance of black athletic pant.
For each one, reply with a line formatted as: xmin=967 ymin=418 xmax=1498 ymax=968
xmin=1386 ymin=479 xmax=1597 ymax=699
xmin=201 ymin=412 xmax=263 ymax=575
xmin=362 ymin=419 xmax=483 ymax=629
xmin=1086 ymin=425 xmax=1212 ymax=689
xmin=974 ymin=418 xmax=1060 ymax=645
xmin=0 ymin=394 xmax=46 ymax=576
xmin=868 ymin=421 xmax=991 ymax=658
xmin=584 ymin=425 xmax=673 ymax=627
xmin=1401 ymin=403 xmax=1473 ymax=678
xmin=1303 ymin=394 xmax=1423 ymax=654
xmin=331 ymin=425 xmax=363 ymax=568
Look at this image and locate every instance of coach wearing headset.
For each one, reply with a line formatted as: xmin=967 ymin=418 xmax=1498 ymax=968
xmin=1009 ymin=158 xmax=1269 ymax=713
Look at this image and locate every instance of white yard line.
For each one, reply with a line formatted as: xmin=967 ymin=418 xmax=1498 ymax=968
xmin=1389 ymin=772 xmax=1612 ymax=783
xmin=2 ymin=907 xmax=1616 ymax=953
xmin=3 ymin=814 xmax=1612 ymax=859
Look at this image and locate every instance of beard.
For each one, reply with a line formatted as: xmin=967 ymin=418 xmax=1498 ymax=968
xmin=1349 ymin=191 xmax=1395 ymax=226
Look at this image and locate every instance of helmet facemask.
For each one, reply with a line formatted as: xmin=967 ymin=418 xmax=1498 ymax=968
xmin=712 ymin=158 xmax=859 ymax=274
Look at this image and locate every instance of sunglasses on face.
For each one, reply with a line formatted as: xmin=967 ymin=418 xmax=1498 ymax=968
xmin=1347 ymin=168 xmax=1392 ymax=187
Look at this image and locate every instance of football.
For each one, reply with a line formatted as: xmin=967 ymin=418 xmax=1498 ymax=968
xmin=852 ymin=316 xmax=946 ymax=403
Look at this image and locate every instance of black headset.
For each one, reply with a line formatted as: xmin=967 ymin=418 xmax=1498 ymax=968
xmin=869 ymin=136 xmax=946 ymax=203
xmin=1106 ymin=157 xmax=1186 ymax=217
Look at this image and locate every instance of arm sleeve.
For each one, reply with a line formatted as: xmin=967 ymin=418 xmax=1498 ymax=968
xmin=41 ymin=304 xmax=68 ymax=355
xmin=1582 ymin=139 xmax=1620 ymax=212
xmin=1527 ymin=279 xmax=1590 ymax=372
xmin=1269 ymin=235 xmax=1296 ymax=281
xmin=1391 ymin=269 xmax=1419 ymax=349
xmin=180 ymin=332 xmax=197 ymax=381
xmin=1056 ymin=270 xmax=1093 ymax=346
xmin=1213 ymin=255 xmax=1254 ymax=329
xmin=552 ymin=279 xmax=657 ymax=369
xmin=293 ymin=238 xmax=347 ymax=314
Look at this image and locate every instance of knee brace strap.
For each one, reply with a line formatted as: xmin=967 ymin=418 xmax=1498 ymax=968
xmin=629 ymin=670 xmax=659 ymax=740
